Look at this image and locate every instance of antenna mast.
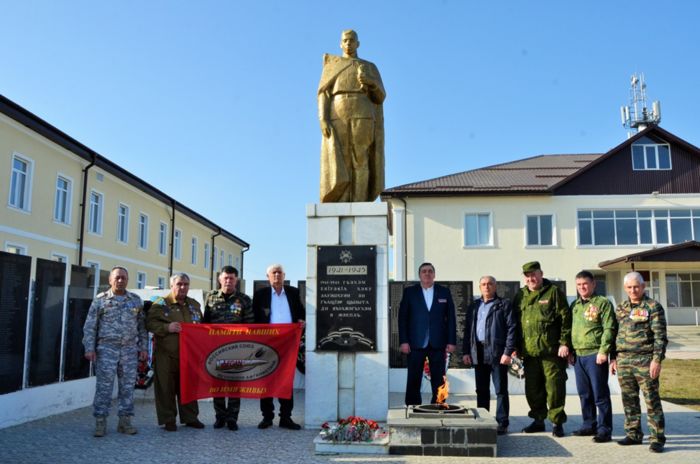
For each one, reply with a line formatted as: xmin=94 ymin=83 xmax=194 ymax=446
xmin=620 ymin=73 xmax=661 ymax=138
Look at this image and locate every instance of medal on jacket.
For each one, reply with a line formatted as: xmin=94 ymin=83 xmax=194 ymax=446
xmin=630 ymin=307 xmax=649 ymax=322
xmin=231 ymin=301 xmax=242 ymax=317
xmin=584 ymin=304 xmax=599 ymax=322
xmin=188 ymin=304 xmax=201 ymax=323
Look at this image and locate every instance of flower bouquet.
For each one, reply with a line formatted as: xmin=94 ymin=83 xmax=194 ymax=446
xmin=319 ymin=415 xmax=388 ymax=442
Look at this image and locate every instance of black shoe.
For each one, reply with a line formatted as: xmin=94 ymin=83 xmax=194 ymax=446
xmin=593 ymin=434 xmax=611 ymax=443
xmin=617 ymin=436 xmax=643 ymax=446
xmin=496 ymin=424 xmax=508 ymax=435
xmin=185 ymin=420 xmax=205 ymax=429
xmin=279 ymin=418 xmax=301 ymax=430
xmin=572 ymin=428 xmax=596 ymax=436
xmin=213 ymin=418 xmax=226 ymax=429
xmin=552 ymin=424 xmax=564 ymax=437
xmin=522 ymin=420 xmax=545 ymax=433
xmin=227 ymin=421 xmax=238 ymax=431
xmin=164 ymin=422 xmax=177 ymax=432
xmin=258 ymin=419 xmax=273 ymax=429
xmin=649 ymin=442 xmax=664 ymax=453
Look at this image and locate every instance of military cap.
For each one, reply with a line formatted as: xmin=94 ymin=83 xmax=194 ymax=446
xmin=522 ymin=261 xmax=541 ymax=273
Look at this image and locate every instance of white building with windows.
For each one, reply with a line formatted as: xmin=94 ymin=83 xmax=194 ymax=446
xmin=1 ymin=94 xmax=249 ymax=289
xmin=383 ymin=125 xmax=700 ymax=324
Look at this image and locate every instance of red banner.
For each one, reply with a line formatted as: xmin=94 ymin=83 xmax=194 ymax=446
xmin=179 ymin=323 xmax=302 ymax=403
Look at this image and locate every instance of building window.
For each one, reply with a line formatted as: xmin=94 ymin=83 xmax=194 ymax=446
xmin=578 ymin=208 xmax=700 ymax=246
xmin=526 ymin=214 xmax=554 ymax=246
xmin=159 ymin=222 xmax=168 ymax=255
xmin=228 ymin=254 xmax=233 ymax=266
xmin=53 ymin=175 xmax=72 ymax=224
xmin=220 ymin=250 xmax=224 ymax=270
xmin=5 ymin=242 xmax=27 ymax=255
xmin=204 ymin=243 xmax=210 ymax=269
xmin=88 ymin=191 xmax=103 ymax=235
xmin=157 ymin=275 xmax=166 ymax=289
xmin=117 ymin=203 xmax=129 ymax=243
xmin=191 ymin=237 xmax=198 ymax=265
xmin=464 ymin=213 xmax=492 ymax=247
xmin=174 ymin=229 xmax=182 ymax=260
xmin=51 ymin=253 xmax=68 ymax=263
xmin=138 ymin=214 xmax=149 ymax=249
xmin=213 ymin=246 xmax=218 ymax=270
xmin=632 ymin=142 xmax=671 ymax=170
xmin=666 ymin=272 xmax=700 ymax=308
xmin=9 ymin=153 xmax=33 ymax=211
xmin=136 ymin=272 xmax=146 ymax=289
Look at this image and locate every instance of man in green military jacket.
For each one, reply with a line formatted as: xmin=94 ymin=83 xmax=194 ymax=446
xmin=514 ymin=261 xmax=571 ymax=437
xmin=569 ymin=270 xmax=616 ymax=442
xmin=610 ymin=271 xmax=667 ymax=453
xmin=147 ymin=272 xmax=205 ymax=432
xmin=202 ymin=265 xmax=254 ymax=431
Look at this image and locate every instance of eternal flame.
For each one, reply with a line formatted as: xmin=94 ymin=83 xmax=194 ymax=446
xmin=318 ymin=29 xmax=386 ymax=203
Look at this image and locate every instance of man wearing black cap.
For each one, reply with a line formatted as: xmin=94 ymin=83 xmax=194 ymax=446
xmin=513 ymin=261 xmax=571 ymax=437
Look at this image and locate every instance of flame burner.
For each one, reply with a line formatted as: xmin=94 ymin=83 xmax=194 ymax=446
xmin=407 ymin=403 xmax=471 ymax=419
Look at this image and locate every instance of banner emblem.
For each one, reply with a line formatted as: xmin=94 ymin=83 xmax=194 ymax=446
xmin=205 ymin=342 xmax=279 ymax=381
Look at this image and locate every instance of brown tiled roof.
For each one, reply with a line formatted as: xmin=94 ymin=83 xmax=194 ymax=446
xmin=382 ymin=153 xmax=603 ymax=196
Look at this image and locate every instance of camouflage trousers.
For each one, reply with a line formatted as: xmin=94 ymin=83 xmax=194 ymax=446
xmin=93 ymin=343 xmax=139 ymax=417
xmin=617 ymin=354 xmax=665 ymax=444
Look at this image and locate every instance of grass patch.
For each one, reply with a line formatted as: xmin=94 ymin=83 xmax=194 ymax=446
xmin=660 ymin=359 xmax=700 ymax=411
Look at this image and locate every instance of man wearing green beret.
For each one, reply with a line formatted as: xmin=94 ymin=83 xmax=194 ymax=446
xmin=514 ymin=261 xmax=571 ymax=437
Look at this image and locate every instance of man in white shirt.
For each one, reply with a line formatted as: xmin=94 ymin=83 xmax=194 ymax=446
xmin=252 ymin=264 xmax=306 ymax=430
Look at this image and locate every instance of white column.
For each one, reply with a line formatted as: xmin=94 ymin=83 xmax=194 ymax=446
xmin=392 ymin=204 xmax=406 ymax=281
xmin=305 ymin=202 xmax=390 ymax=428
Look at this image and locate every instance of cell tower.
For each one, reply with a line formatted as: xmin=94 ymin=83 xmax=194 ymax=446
xmin=620 ymin=73 xmax=661 ymax=138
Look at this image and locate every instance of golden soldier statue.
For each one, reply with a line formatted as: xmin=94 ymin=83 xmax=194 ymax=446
xmin=318 ymin=30 xmax=386 ymax=202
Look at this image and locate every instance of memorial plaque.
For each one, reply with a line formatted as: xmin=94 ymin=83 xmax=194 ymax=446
xmin=29 ymin=258 xmax=66 ymax=386
xmin=0 ymin=251 xmax=31 ymax=394
xmin=63 ymin=265 xmax=95 ymax=381
xmin=551 ymin=280 xmax=567 ymax=296
xmin=497 ymin=281 xmax=521 ymax=302
xmin=98 ymin=269 xmax=110 ymax=294
xmin=316 ymin=246 xmax=376 ymax=351
xmin=389 ymin=281 xmax=472 ymax=369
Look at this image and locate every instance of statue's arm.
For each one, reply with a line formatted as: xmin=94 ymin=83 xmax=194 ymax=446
xmin=318 ymin=90 xmax=331 ymax=138
xmin=359 ymin=63 xmax=386 ymax=104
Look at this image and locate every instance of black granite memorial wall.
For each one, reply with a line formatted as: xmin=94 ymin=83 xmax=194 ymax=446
xmin=389 ymin=281 xmax=473 ymax=369
xmin=0 ymin=251 xmax=31 ymax=394
xmin=28 ymin=258 xmax=66 ymax=386
xmin=63 ymin=265 xmax=97 ymax=381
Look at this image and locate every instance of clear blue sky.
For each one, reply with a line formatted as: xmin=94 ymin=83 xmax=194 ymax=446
xmin=3 ymin=1 xmax=699 ymax=288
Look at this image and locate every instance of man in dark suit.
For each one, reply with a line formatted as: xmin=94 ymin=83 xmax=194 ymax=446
xmin=398 ymin=262 xmax=457 ymax=405
xmin=252 ymin=264 xmax=305 ymax=430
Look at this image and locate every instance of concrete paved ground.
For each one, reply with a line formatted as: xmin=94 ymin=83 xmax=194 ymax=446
xmin=0 ymin=390 xmax=699 ymax=464
xmin=667 ymin=325 xmax=700 ymax=359
xmin=1 ymin=326 xmax=698 ymax=463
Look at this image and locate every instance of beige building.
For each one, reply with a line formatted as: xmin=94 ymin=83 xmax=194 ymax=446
xmin=383 ymin=125 xmax=700 ymax=325
xmin=1 ymin=94 xmax=249 ymax=289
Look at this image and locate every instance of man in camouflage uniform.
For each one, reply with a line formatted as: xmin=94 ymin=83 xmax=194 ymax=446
xmin=202 ymin=265 xmax=254 ymax=431
xmin=147 ymin=272 xmax=205 ymax=432
xmin=514 ymin=261 xmax=571 ymax=437
xmin=610 ymin=271 xmax=668 ymax=453
xmin=570 ymin=270 xmax=616 ymax=443
xmin=83 ymin=266 xmax=148 ymax=437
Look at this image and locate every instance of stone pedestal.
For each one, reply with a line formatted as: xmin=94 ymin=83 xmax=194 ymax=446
xmin=387 ymin=404 xmax=498 ymax=457
xmin=305 ymin=202 xmax=389 ymax=428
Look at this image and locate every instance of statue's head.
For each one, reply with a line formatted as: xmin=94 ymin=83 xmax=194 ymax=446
xmin=340 ymin=29 xmax=359 ymax=57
